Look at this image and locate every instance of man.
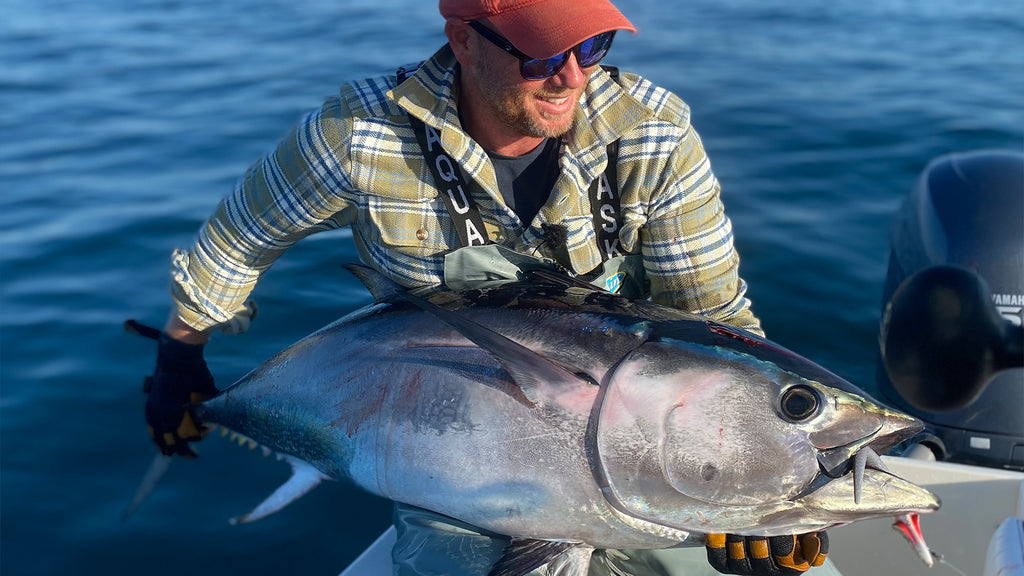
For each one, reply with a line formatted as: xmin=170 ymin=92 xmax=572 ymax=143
xmin=145 ymin=0 xmax=829 ymax=574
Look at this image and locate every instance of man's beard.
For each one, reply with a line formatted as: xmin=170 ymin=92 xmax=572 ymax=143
xmin=471 ymin=57 xmax=577 ymax=139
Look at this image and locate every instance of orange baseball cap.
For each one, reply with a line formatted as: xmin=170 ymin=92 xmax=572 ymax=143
xmin=440 ymin=0 xmax=637 ymax=59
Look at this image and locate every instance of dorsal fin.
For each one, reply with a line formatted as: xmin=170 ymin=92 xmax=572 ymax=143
xmin=344 ymin=263 xmax=402 ymax=303
xmin=524 ymin=268 xmax=605 ymax=292
xmin=489 ymin=539 xmax=590 ymax=576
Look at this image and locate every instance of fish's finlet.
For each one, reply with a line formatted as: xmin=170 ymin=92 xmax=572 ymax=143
xmin=345 ymin=264 xmax=402 ymax=304
xmin=228 ymin=455 xmax=328 ymax=525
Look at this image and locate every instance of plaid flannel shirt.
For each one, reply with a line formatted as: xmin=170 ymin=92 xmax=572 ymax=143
xmin=170 ymin=45 xmax=762 ymax=335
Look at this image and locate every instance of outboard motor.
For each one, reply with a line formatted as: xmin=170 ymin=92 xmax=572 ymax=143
xmin=877 ymin=150 xmax=1024 ymax=470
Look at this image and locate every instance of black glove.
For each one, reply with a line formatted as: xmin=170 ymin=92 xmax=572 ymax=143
xmin=144 ymin=333 xmax=218 ymax=458
xmin=706 ymin=532 xmax=829 ymax=575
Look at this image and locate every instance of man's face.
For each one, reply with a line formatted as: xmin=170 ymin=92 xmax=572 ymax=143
xmin=464 ymin=32 xmax=593 ymax=140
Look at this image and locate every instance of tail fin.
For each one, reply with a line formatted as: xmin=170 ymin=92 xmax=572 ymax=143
xmin=229 ymin=454 xmax=329 ymax=524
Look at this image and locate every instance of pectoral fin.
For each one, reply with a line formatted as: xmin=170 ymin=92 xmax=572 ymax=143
xmin=347 ymin=264 xmax=590 ymax=406
xmin=545 ymin=545 xmax=597 ymax=576
xmin=489 ymin=539 xmax=592 ymax=576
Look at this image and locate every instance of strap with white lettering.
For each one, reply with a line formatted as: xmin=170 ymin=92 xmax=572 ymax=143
xmin=398 ymin=65 xmax=490 ymax=248
xmin=588 ymin=139 xmax=633 ymax=260
xmin=408 ymin=116 xmax=491 ymax=247
xmin=589 ymin=65 xmax=631 ymax=261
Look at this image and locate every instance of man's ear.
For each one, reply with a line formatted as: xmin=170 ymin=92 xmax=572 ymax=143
xmin=445 ymin=20 xmax=474 ymax=67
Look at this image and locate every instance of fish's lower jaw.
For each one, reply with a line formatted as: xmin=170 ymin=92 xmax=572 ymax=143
xmin=797 ymin=468 xmax=940 ymax=519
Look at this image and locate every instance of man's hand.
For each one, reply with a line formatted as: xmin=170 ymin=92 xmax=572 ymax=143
xmin=144 ymin=333 xmax=217 ymax=457
xmin=706 ymin=532 xmax=829 ymax=575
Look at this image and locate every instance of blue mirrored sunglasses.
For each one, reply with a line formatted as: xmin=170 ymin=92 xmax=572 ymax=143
xmin=467 ymin=21 xmax=616 ymax=80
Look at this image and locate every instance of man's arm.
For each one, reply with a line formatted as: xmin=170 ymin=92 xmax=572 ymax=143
xmin=170 ymin=97 xmax=358 ymax=331
xmin=641 ymin=126 xmax=763 ymax=336
xmin=146 ymin=98 xmax=358 ymax=456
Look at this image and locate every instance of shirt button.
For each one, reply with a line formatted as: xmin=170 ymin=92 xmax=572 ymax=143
xmin=416 ymin=228 xmax=428 ymax=241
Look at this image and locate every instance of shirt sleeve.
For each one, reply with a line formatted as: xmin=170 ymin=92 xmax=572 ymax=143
xmin=641 ymin=124 xmax=764 ymax=336
xmin=170 ymin=97 xmax=359 ymax=330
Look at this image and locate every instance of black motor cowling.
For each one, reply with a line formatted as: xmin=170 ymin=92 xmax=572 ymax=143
xmin=878 ymin=150 xmax=1024 ymax=470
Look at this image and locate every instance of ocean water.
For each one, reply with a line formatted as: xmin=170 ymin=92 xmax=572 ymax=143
xmin=1 ymin=0 xmax=1021 ymax=574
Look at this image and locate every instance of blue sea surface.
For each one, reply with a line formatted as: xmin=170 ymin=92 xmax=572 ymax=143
xmin=1 ymin=0 xmax=1021 ymax=574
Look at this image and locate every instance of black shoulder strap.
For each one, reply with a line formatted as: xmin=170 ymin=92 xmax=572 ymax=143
xmin=588 ymin=65 xmax=633 ymax=260
xmin=395 ymin=62 xmax=421 ymax=84
xmin=588 ymin=140 xmax=630 ymax=260
xmin=398 ymin=65 xmax=491 ymax=247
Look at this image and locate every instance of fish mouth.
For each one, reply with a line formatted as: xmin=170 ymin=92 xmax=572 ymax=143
xmin=796 ymin=407 xmax=936 ymax=514
xmin=797 ymin=452 xmax=941 ymax=516
xmin=796 ymin=435 xmax=940 ymax=518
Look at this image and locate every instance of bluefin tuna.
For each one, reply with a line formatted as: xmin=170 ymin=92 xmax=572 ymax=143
xmin=194 ymin=265 xmax=939 ymax=572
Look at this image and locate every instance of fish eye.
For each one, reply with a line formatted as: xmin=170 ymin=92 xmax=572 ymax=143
xmin=780 ymin=385 xmax=820 ymax=422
